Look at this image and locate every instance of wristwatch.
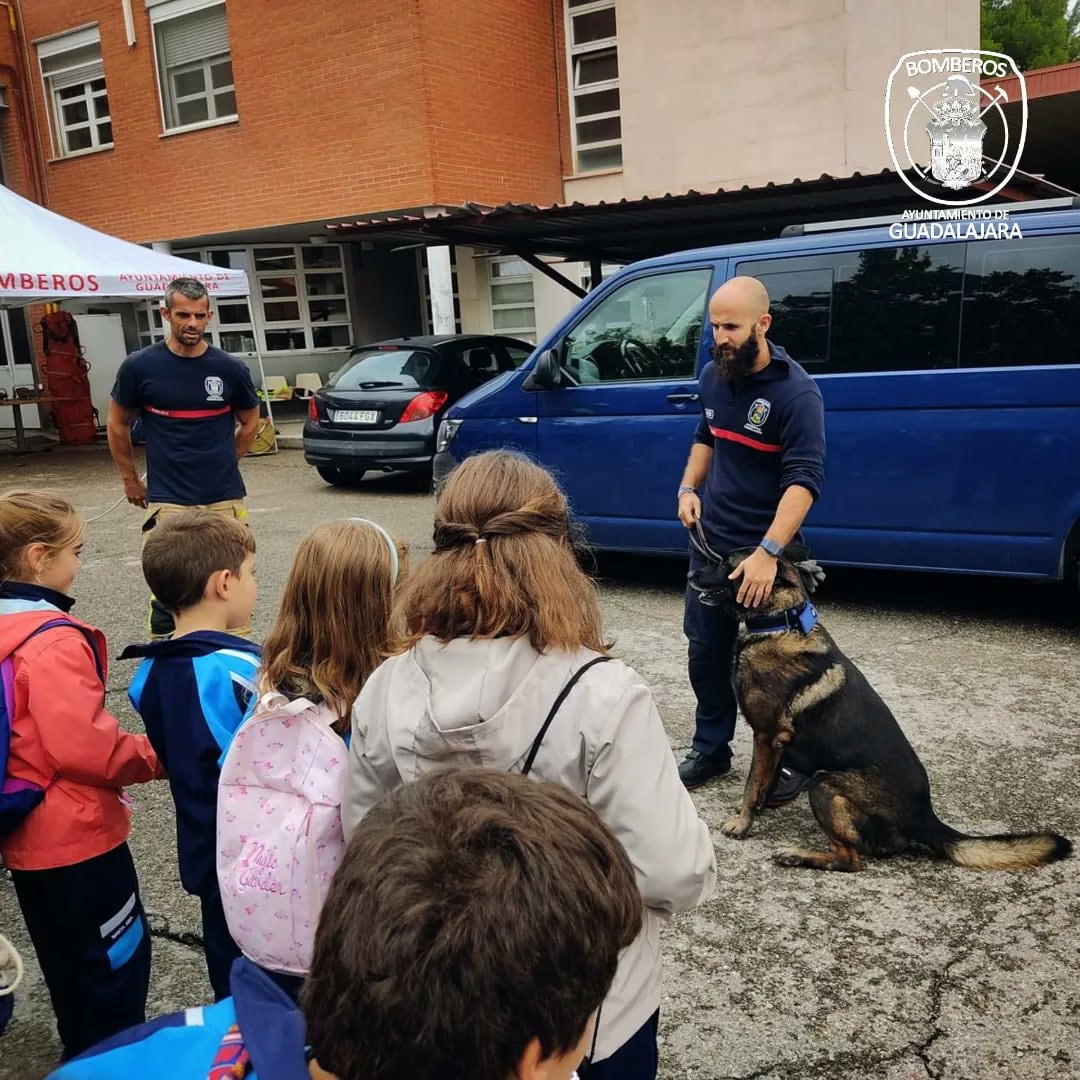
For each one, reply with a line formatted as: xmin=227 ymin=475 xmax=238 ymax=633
xmin=677 ymin=485 xmax=699 ymax=497
xmin=759 ymin=537 xmax=783 ymax=558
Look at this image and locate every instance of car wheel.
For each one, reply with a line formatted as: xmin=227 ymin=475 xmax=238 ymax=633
xmin=317 ymin=466 xmax=365 ymax=486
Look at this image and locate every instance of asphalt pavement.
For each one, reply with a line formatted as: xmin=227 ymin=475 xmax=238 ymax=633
xmin=0 ymin=445 xmax=1077 ymax=1080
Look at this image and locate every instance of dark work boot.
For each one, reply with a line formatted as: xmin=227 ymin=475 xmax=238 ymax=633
xmin=678 ymin=749 xmax=731 ymax=790
xmin=765 ymin=765 xmax=815 ymax=808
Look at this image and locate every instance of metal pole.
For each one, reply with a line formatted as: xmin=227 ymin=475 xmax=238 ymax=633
xmin=425 ymin=246 xmax=455 ymax=333
xmin=0 ymin=307 xmax=17 ymax=380
xmin=247 ymin=295 xmax=277 ymax=454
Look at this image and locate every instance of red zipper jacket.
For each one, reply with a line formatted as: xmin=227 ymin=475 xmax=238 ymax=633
xmin=0 ymin=607 xmax=164 ymax=871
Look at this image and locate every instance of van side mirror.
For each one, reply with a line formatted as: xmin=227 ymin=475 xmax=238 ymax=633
xmin=522 ymin=349 xmax=562 ymax=391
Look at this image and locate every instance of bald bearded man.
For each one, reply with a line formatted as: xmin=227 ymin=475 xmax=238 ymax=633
xmin=676 ymin=277 xmax=825 ymax=790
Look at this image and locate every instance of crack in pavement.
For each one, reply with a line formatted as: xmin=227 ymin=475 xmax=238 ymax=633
xmin=715 ymin=1040 xmax=929 ymax=1079
xmin=912 ymin=951 xmax=966 ymax=1080
xmin=714 ymin=940 xmax=983 ymax=1080
xmin=710 ymin=865 xmax=1075 ymax=1080
xmin=146 ymin=913 xmax=203 ymax=952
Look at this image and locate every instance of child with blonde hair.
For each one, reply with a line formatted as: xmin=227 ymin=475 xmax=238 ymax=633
xmin=216 ymin=518 xmax=404 ymax=998
xmin=256 ymin=518 xmax=404 ymax=731
xmin=0 ymin=490 xmax=163 ymax=1060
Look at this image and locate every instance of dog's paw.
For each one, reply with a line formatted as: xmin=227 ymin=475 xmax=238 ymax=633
xmin=771 ymin=847 xmax=808 ymax=867
xmin=721 ymin=816 xmax=752 ymax=839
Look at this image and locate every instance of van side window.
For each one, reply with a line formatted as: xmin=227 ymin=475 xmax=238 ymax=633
xmin=737 ymin=245 xmax=965 ymax=373
xmin=561 ymin=268 xmax=712 ymax=383
xmin=960 ymin=234 xmax=1080 ymax=367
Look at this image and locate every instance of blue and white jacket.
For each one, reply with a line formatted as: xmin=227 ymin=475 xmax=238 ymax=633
xmin=121 ymin=631 xmax=260 ymax=896
xmin=50 ymin=958 xmax=307 ymax=1080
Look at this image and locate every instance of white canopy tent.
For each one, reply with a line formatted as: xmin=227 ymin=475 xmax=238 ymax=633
xmin=0 ymin=183 xmax=276 ymax=443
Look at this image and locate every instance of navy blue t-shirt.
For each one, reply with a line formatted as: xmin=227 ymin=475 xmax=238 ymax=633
xmin=693 ymin=342 xmax=825 ymax=554
xmin=111 ymin=342 xmax=259 ymax=505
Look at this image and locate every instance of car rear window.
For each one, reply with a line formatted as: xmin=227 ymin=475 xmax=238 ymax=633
xmin=330 ymin=348 xmax=444 ymax=390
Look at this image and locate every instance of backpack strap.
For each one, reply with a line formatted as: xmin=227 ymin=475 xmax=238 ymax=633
xmin=520 ymin=656 xmax=612 ymax=778
xmin=251 ymin=691 xmax=330 ymax=721
xmin=24 ymin=619 xmax=104 ymax=685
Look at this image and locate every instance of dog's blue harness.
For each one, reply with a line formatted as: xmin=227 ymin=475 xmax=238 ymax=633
xmin=743 ymin=601 xmax=820 ymax=637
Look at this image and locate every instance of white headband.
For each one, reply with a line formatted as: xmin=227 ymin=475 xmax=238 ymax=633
xmin=346 ymin=518 xmax=399 ymax=583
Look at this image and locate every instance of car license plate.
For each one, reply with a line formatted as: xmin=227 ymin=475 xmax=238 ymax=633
xmin=333 ymin=409 xmax=379 ymax=424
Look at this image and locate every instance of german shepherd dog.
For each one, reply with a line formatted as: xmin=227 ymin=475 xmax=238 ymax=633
xmin=690 ymin=546 xmax=1072 ymax=872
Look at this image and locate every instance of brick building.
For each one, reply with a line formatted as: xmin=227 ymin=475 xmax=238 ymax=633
xmin=1 ymin=0 xmax=977 ymax=385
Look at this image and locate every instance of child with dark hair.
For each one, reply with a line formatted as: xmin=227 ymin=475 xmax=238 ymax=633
xmin=50 ymin=768 xmax=643 ymax=1080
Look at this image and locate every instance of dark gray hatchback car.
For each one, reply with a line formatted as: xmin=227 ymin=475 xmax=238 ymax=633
xmin=303 ymin=334 xmax=533 ymax=485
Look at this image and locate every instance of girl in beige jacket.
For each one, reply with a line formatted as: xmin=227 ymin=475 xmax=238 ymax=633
xmin=343 ymin=450 xmax=716 ymax=1080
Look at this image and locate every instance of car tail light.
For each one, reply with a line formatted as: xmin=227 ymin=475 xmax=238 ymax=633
xmin=308 ymin=395 xmax=319 ymax=421
xmin=399 ymin=390 xmax=448 ymax=424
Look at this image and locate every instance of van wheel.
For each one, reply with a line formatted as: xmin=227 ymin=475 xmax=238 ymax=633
xmin=317 ymin=466 xmax=365 ymax=486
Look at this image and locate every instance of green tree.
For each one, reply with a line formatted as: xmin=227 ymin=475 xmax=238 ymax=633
xmin=982 ymin=0 xmax=1080 ymax=70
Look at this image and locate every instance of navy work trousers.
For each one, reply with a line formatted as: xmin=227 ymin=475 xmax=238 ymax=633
xmin=584 ymin=1009 xmax=660 ymax=1080
xmin=684 ymin=553 xmax=740 ymax=762
xmin=10 ymin=842 xmax=151 ymax=1060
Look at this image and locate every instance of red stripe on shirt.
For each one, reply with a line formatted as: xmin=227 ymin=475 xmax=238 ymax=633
xmin=709 ymin=426 xmax=782 ymax=453
xmin=143 ymin=404 xmax=232 ymax=419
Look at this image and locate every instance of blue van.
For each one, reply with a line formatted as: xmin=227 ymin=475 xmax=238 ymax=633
xmin=433 ymin=206 xmax=1080 ymax=589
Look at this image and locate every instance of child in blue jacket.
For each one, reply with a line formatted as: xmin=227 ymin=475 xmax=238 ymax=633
xmin=120 ymin=509 xmax=259 ymax=1000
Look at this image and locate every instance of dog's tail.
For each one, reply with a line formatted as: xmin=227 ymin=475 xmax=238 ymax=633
xmin=925 ymin=819 xmax=1072 ymax=871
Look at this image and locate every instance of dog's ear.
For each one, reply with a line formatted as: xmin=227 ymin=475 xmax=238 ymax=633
xmin=782 ymin=542 xmax=810 ymax=563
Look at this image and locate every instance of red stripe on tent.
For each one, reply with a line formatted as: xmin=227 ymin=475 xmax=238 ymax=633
xmin=143 ymin=405 xmax=232 ymax=419
xmin=709 ymin=426 xmax=781 ymax=453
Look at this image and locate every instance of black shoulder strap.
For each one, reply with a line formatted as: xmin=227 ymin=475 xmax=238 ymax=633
xmin=521 ymin=656 xmax=612 ymax=778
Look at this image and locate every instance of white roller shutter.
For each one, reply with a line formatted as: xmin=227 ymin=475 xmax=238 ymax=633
xmin=157 ymin=4 xmax=230 ymax=70
xmin=47 ymin=60 xmax=105 ymax=92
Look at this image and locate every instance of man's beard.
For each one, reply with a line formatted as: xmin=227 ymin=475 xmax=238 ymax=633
xmin=709 ymin=333 xmax=760 ymax=380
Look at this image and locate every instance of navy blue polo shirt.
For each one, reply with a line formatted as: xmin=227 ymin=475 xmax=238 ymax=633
xmin=112 ymin=342 xmax=259 ymax=505
xmin=693 ymin=342 xmax=825 ymax=554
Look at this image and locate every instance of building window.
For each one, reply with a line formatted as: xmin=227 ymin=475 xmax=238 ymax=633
xmin=581 ymin=261 xmax=624 ymax=290
xmin=489 ymin=257 xmax=536 ymax=343
xmin=174 ymin=244 xmax=352 ymax=354
xmin=37 ymin=26 xmax=112 ymax=157
xmin=566 ymin=0 xmax=621 ymax=172
xmin=135 ymin=301 xmax=166 ymax=350
xmin=151 ymin=1 xmax=236 ymax=131
xmin=0 ymin=309 xmax=33 ymax=369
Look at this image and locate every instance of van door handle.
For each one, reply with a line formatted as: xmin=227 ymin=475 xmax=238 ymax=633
xmin=666 ymin=392 xmax=699 ymax=404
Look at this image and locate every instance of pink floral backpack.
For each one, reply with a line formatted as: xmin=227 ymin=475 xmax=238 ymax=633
xmin=216 ymin=691 xmax=348 ymax=975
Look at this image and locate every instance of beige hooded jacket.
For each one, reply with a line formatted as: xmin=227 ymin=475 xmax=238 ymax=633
xmin=342 ymin=634 xmax=716 ymax=1062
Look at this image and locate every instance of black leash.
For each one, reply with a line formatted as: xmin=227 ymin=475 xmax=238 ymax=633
xmin=687 ymin=519 xmax=723 ymax=564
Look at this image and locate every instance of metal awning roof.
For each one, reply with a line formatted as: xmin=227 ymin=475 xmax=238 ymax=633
xmin=327 ymin=167 xmax=1072 ymax=264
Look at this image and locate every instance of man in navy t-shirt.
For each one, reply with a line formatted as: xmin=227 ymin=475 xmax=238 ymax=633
xmin=107 ymin=278 xmax=261 ymax=635
xmin=675 ymin=276 xmax=825 ymax=790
